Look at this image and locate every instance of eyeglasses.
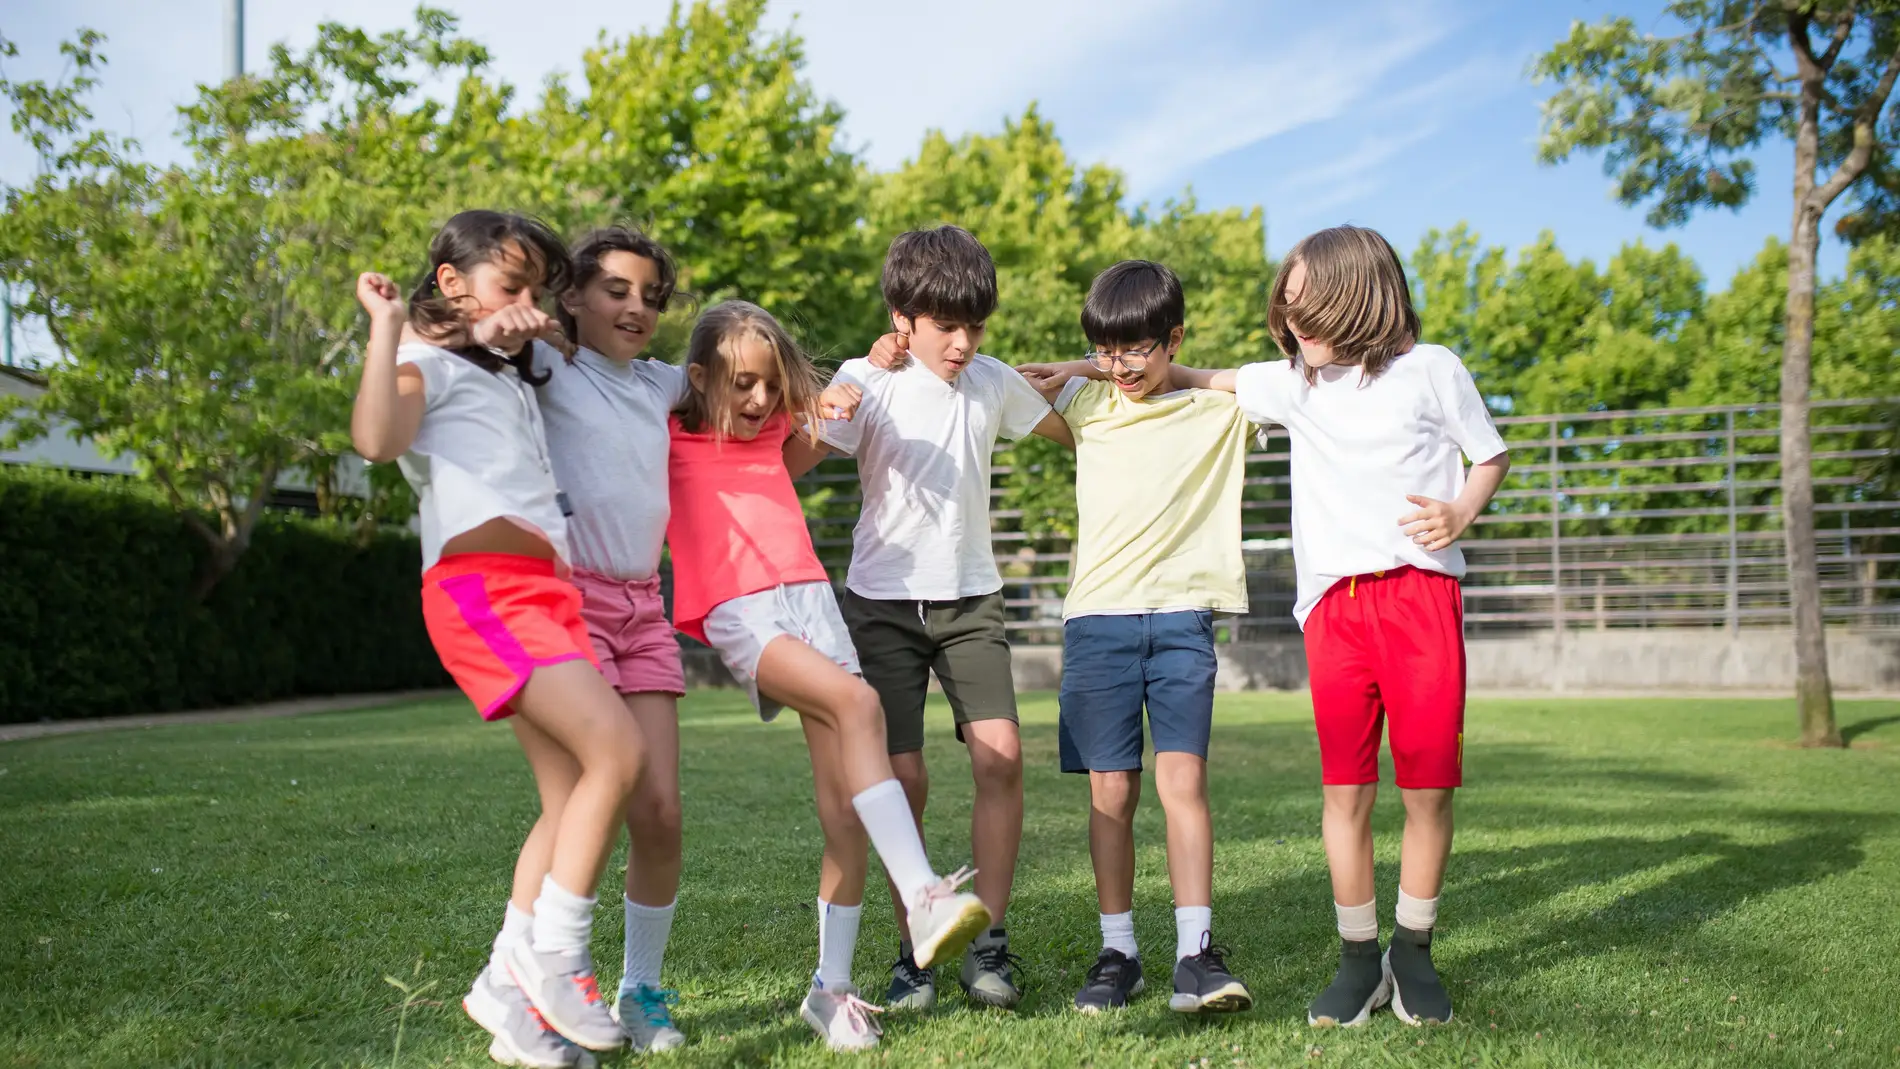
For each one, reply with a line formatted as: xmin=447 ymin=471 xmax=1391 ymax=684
xmin=1084 ymin=339 xmax=1166 ymax=373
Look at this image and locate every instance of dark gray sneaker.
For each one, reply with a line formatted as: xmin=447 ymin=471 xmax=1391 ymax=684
xmin=1169 ymin=937 xmax=1253 ymax=1014
xmin=1385 ymin=925 xmax=1452 ymax=1025
xmin=1073 ymin=949 xmax=1144 ymax=1013
xmin=886 ymin=948 xmax=936 ymax=1011
xmin=959 ymin=929 xmax=1024 ymax=1008
xmin=1307 ymin=938 xmax=1390 ymax=1027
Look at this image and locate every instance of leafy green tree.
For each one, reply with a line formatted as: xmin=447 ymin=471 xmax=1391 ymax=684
xmin=1536 ymin=2 xmax=1900 ymax=746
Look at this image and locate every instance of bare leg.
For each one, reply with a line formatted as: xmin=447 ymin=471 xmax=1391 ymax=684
xmin=1321 ymin=783 xmax=1379 ymax=907
xmin=621 ymin=692 xmax=682 ymax=907
xmin=1088 ymin=770 xmax=1142 ymax=915
xmin=1397 ymin=788 xmax=1454 ymax=900
xmin=511 ymin=659 xmax=648 ymax=895
xmin=885 ymin=750 xmax=928 ymax=932
xmin=1153 ymin=752 xmax=1212 ymax=908
xmin=964 ymin=719 xmax=1023 ymax=923
xmin=508 ymin=714 xmax=580 ymax=912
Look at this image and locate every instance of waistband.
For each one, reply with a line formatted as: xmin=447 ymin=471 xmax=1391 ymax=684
xmin=570 ymin=567 xmax=663 ymax=594
xmin=426 ymin=552 xmax=561 ymax=581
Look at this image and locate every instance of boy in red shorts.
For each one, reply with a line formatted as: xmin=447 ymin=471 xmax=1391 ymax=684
xmin=1176 ymin=225 xmax=1509 ymax=1027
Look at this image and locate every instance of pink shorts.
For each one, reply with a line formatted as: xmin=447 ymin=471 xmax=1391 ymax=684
xmin=571 ymin=568 xmax=686 ymax=696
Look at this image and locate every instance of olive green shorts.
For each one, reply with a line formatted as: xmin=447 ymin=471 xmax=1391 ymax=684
xmin=839 ymin=589 xmax=1020 ymax=755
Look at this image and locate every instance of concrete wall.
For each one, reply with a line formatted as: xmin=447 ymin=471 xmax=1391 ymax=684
xmin=683 ymin=630 xmax=1900 ymax=694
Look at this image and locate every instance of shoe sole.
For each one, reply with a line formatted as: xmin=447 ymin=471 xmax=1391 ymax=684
xmin=1074 ymin=977 xmax=1145 ymax=1014
xmin=1169 ymin=981 xmax=1254 ymax=1014
xmin=503 ymin=955 xmax=627 ymax=1053
xmin=1384 ymin=950 xmax=1452 ymax=1026
xmin=959 ymin=979 xmax=1021 ymax=1009
xmin=886 ymin=989 xmax=936 ymax=1011
xmin=799 ymin=1002 xmax=880 ymax=1052
xmin=1306 ymin=973 xmax=1392 ymax=1028
xmin=465 ymin=991 xmax=596 ymax=1069
xmin=913 ymin=899 xmax=992 ymax=970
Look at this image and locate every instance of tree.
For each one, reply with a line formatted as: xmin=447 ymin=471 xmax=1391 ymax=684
xmin=1535 ymin=1 xmax=1900 ymax=747
xmin=0 ymin=12 xmax=494 ymax=595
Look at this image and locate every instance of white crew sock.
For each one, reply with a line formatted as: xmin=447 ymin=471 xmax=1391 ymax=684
xmin=530 ymin=874 xmax=597 ymax=954
xmin=1395 ymin=889 xmax=1439 ymax=933
xmin=1335 ymin=898 xmax=1379 ymax=941
xmin=851 ymin=779 xmax=937 ymax=903
xmin=815 ymin=898 xmax=862 ymax=989
xmin=489 ymin=901 xmax=534 ymax=985
xmin=1174 ymin=905 xmax=1212 ymax=960
xmin=1100 ymin=911 xmax=1138 ymax=959
xmin=620 ymin=897 xmax=675 ymax=993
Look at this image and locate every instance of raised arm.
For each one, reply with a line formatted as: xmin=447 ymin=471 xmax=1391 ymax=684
xmin=1168 ymin=364 xmax=1238 ymax=392
xmin=349 ymin=273 xmax=426 ymax=463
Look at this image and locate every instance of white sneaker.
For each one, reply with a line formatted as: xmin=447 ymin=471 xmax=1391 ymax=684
xmin=463 ymin=967 xmax=598 ymax=1069
xmin=504 ymin=941 xmax=625 ymax=1053
xmin=905 ymin=867 xmax=992 ymax=970
xmin=611 ymin=983 xmax=686 ymax=1052
xmin=799 ymin=982 xmax=884 ymax=1052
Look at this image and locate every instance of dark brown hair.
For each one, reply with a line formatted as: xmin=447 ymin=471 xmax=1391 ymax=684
xmin=1268 ymin=225 xmax=1419 ymax=385
xmin=558 ymin=224 xmax=687 ymax=342
xmin=672 ymin=300 xmax=826 ymax=438
xmin=881 ymin=225 xmax=998 ymax=326
xmin=407 ymin=210 xmax=572 ymax=386
xmin=1082 ymin=259 xmax=1185 ymax=347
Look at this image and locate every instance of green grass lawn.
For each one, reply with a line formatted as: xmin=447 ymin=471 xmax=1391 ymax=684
xmin=4 ymin=691 xmax=1900 ymax=1068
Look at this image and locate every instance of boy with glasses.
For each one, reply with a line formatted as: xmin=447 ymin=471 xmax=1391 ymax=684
xmin=1018 ymin=259 xmax=1255 ymax=1016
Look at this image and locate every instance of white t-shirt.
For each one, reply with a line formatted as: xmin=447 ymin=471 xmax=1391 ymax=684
xmin=820 ymin=354 xmax=1052 ymax=600
xmin=396 ymin=343 xmax=570 ymax=572
xmin=535 ymin=343 xmax=690 ymax=580
xmin=1233 ymin=344 xmax=1508 ymax=629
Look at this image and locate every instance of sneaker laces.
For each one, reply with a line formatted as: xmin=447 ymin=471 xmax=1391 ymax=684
xmin=912 ymin=865 xmax=980 ymax=913
xmin=1085 ymin=952 xmax=1130 ymax=986
xmin=836 ymin=991 xmax=885 ymax=1039
xmin=890 ymin=954 xmax=932 ymax=990
xmin=971 ymin=942 xmax=1024 ymax=978
xmin=1192 ymin=938 xmax=1235 ymax=972
xmin=632 ymin=985 xmax=679 ymax=1028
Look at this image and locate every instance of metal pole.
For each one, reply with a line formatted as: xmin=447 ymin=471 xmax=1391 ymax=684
xmin=1550 ymin=417 xmax=1563 ymax=638
xmin=1726 ymin=408 xmax=1739 ymax=636
xmin=225 ymin=0 xmax=245 ymax=80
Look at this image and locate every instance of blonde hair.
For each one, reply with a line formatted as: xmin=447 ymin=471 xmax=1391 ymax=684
xmin=1268 ymin=225 xmax=1419 ymax=385
xmin=673 ymin=300 xmax=826 ymax=437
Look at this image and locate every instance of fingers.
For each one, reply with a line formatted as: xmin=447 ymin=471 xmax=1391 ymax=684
xmin=1405 ymin=494 xmax=1435 ymax=508
xmin=1397 ymin=510 xmax=1429 ymax=527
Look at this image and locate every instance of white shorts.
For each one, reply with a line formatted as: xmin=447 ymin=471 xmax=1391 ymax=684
xmin=702 ymin=581 xmax=860 ymax=720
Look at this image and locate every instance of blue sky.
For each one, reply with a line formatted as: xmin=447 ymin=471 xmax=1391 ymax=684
xmin=0 ymin=0 xmax=1855 ymax=295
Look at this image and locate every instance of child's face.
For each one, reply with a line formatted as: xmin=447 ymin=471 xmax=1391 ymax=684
xmin=564 ymin=250 xmax=663 ymax=362
xmin=896 ymin=313 xmax=985 ymax=382
xmin=696 ymin=333 xmax=783 ymax=441
xmin=438 ymin=241 xmax=545 ymax=321
xmin=1281 ymin=260 xmax=1340 ymax=368
xmin=1091 ymin=326 xmax=1183 ymax=401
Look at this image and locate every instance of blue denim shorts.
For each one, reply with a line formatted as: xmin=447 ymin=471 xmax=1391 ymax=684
xmin=1057 ymin=610 xmax=1217 ymax=774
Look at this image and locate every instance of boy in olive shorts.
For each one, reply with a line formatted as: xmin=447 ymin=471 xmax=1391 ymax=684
xmin=801 ymin=225 xmax=1074 ymax=1009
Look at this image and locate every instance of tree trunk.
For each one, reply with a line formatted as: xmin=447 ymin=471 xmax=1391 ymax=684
xmin=1783 ymin=204 xmax=1842 ymax=748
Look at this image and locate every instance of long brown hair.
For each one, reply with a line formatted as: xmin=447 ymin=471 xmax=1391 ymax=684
xmin=672 ymin=300 xmax=826 ymax=438
xmin=406 ymin=210 xmax=572 ymax=386
xmin=1268 ymin=225 xmax=1419 ymax=385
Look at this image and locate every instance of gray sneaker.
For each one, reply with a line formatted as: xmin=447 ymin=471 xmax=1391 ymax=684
xmin=886 ymin=949 xmax=936 ymax=1010
xmin=799 ymin=982 xmax=884 ymax=1051
xmin=504 ymin=941 xmax=625 ymax=1053
xmin=959 ymin=929 xmax=1023 ymax=1008
xmin=463 ymin=967 xmax=598 ymax=1069
xmin=612 ymin=983 xmax=686 ymax=1052
xmin=905 ymin=867 xmax=991 ymax=970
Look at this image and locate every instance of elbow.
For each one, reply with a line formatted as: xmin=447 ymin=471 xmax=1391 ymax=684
xmin=351 ymin=429 xmax=400 ymax=465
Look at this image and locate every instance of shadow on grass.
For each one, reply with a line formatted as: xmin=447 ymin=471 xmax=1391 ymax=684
xmin=1842 ymin=713 xmax=1900 ymax=745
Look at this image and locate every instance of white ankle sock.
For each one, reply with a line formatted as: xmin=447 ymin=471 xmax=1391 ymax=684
xmin=530 ymin=875 xmax=596 ymax=954
xmin=815 ymin=898 xmax=862 ymax=989
xmin=1174 ymin=905 xmax=1212 ymax=960
xmin=1335 ymin=899 xmax=1379 ymax=941
xmin=851 ymin=779 xmax=936 ymax=903
xmin=1100 ymin=911 xmax=1137 ymax=959
xmin=489 ymin=901 xmax=534 ymax=983
xmin=621 ymin=897 xmax=675 ymax=992
xmin=1395 ymin=890 xmax=1438 ymax=932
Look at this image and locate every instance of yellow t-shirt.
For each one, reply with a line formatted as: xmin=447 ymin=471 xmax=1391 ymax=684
xmin=1057 ymin=379 xmax=1252 ymax=618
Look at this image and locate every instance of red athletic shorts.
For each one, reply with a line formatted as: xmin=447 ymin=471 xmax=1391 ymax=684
xmin=1303 ymin=566 xmax=1465 ymax=789
xmin=420 ymin=553 xmax=599 ymax=720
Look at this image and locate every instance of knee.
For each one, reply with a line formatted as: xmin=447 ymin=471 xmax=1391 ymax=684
xmin=1401 ymin=788 xmax=1454 ymax=822
xmin=1154 ymin=763 xmax=1206 ymax=807
xmin=892 ymin=758 xmax=929 ymax=802
xmin=1091 ymin=772 xmax=1141 ymax=818
xmin=1323 ymin=785 xmax=1378 ymax=820
xmin=628 ymin=791 xmax=684 ymax=858
xmin=970 ymin=741 xmax=1022 ymax=792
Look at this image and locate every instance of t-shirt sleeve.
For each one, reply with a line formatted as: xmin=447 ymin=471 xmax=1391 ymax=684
xmin=817 ymin=360 xmax=869 ymax=455
xmin=1054 ymin=377 xmax=1103 ymax=424
xmin=995 ymin=363 xmax=1055 ymax=441
xmin=648 ymin=359 xmax=691 ymax=408
xmin=1233 ymin=360 xmax=1293 ymax=425
xmin=1427 ymin=349 xmax=1508 ymax=464
xmin=396 ymin=347 xmax=454 ymax=409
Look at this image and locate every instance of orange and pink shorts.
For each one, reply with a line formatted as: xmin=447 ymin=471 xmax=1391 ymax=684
xmin=420 ymin=553 xmax=599 ymax=720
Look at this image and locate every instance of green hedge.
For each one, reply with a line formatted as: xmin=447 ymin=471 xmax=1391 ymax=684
xmin=0 ymin=467 xmax=445 ymax=723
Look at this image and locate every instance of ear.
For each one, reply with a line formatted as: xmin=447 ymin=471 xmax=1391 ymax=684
xmin=559 ymin=287 xmax=584 ymax=316
xmin=1166 ymin=324 xmax=1186 ymax=355
xmin=436 ymin=262 xmax=466 ymax=299
xmin=889 ymin=311 xmax=914 ymax=336
xmin=686 ymin=362 xmax=706 ymax=393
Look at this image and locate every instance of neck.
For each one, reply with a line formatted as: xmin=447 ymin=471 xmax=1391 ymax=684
xmin=579 ymin=338 xmax=634 ymax=364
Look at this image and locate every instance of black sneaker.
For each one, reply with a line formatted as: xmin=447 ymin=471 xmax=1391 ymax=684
xmin=1307 ymin=937 xmax=1390 ymax=1027
xmin=886 ymin=948 xmax=936 ymax=1011
xmin=1385 ymin=924 xmax=1452 ymax=1025
xmin=1169 ymin=935 xmax=1253 ymax=1014
xmin=1073 ymin=949 xmax=1144 ymax=1013
xmin=960 ymin=930 xmax=1025 ymax=1008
